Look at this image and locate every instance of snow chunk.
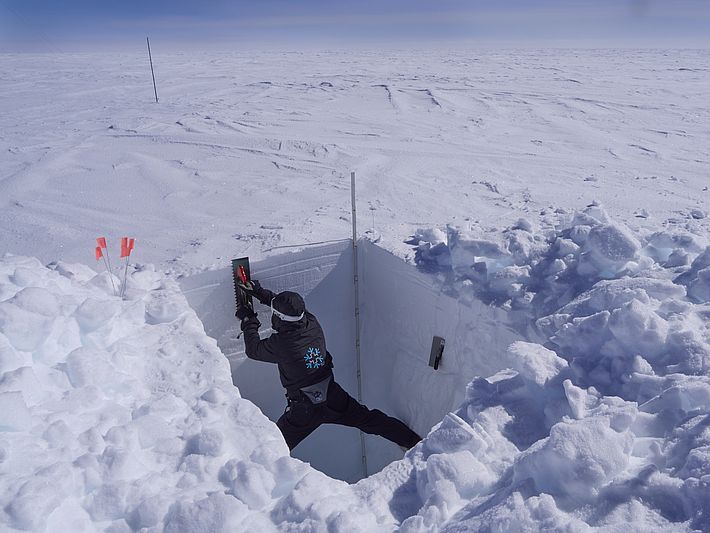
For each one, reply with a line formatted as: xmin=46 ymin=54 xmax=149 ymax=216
xmin=675 ymin=246 xmax=710 ymax=303
xmin=608 ymin=299 xmax=669 ymax=361
xmin=513 ymin=415 xmax=632 ymax=504
xmin=85 ymin=483 xmax=128 ymax=521
xmin=164 ymin=493 xmax=249 ymax=533
xmin=0 ymin=391 xmax=32 ymax=431
xmin=0 ymin=366 xmax=43 ymax=406
xmin=505 ymin=342 xmax=568 ymax=387
xmin=0 ymin=333 xmax=26 ymax=373
xmin=578 ymin=223 xmax=641 ymax=278
xmin=0 ymin=301 xmax=52 ymax=352
xmin=5 ymin=463 xmax=74 ymax=529
xmin=9 ymin=286 xmax=60 ymax=316
xmin=219 ymin=459 xmax=276 ymax=510
xmin=65 ymin=347 xmax=113 ymax=388
xmin=73 ymin=297 xmax=121 ymax=332
xmin=188 ymin=429 xmax=224 ymax=456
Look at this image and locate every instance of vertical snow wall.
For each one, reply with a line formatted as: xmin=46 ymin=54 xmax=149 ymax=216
xmin=180 ymin=239 xmax=522 ymax=482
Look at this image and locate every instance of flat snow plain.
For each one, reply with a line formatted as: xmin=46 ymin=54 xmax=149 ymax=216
xmin=1 ymin=48 xmax=707 ymax=272
xmin=0 ymin=48 xmax=708 ymax=532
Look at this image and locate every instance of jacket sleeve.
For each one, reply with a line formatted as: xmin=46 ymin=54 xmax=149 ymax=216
xmin=253 ymin=284 xmax=276 ymax=306
xmin=240 ymin=315 xmax=280 ymax=363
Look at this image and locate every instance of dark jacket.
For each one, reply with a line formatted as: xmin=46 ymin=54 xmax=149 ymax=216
xmin=241 ymin=286 xmax=333 ymax=396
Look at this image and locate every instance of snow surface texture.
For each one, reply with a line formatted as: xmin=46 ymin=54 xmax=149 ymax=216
xmin=1 ymin=48 xmax=708 ymax=531
xmin=0 ymin=50 xmax=707 ymax=274
xmin=2 ymin=204 xmax=709 ymax=531
xmin=400 ymin=204 xmax=709 ymax=531
xmin=0 ymin=255 xmax=387 ymax=532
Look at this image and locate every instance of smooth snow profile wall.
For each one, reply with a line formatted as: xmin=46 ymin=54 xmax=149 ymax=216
xmin=181 ymin=240 xmax=522 ymax=482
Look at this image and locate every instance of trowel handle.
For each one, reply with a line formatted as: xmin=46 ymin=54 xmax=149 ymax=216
xmin=238 ymin=265 xmax=249 ymax=283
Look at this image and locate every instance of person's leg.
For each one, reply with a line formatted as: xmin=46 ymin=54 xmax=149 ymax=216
xmin=325 ymin=381 xmax=421 ymax=449
xmin=276 ymin=398 xmax=321 ymax=450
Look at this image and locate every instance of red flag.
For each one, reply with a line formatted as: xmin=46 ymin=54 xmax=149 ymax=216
xmin=96 ymin=237 xmax=107 ymax=249
xmin=128 ymin=238 xmax=135 ymax=253
xmin=95 ymin=246 xmax=103 ymax=261
xmin=120 ymin=237 xmax=129 ymax=258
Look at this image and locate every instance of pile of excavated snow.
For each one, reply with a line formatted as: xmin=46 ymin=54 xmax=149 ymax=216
xmin=2 ymin=202 xmax=709 ymax=532
xmin=0 ymin=255 xmax=384 ymax=532
xmin=397 ymin=204 xmax=708 ymax=531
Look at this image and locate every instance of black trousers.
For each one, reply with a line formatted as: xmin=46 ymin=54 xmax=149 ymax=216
xmin=277 ymin=380 xmax=421 ymax=451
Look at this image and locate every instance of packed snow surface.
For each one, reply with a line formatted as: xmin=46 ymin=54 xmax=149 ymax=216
xmin=1 ymin=48 xmax=709 ymax=531
xmin=1 ymin=49 xmax=707 ymax=273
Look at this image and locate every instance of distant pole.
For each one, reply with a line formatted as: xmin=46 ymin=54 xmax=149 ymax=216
xmin=351 ymin=171 xmax=368 ymax=478
xmin=146 ymin=37 xmax=159 ymax=103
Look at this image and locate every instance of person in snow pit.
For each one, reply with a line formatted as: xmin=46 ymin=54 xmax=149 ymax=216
xmin=235 ymin=280 xmax=421 ymax=451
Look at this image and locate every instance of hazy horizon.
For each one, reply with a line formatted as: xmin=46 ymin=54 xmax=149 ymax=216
xmin=2 ymin=0 xmax=710 ymax=52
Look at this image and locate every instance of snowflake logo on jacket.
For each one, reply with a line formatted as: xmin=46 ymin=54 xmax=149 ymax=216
xmin=304 ymin=347 xmax=324 ymax=369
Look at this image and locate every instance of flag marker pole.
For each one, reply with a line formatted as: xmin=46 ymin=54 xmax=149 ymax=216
xmin=97 ymin=237 xmax=117 ymax=296
xmin=120 ymin=237 xmax=134 ymax=299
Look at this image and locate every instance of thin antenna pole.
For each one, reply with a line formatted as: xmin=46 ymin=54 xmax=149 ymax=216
xmin=351 ymin=171 xmax=368 ymax=478
xmin=146 ymin=37 xmax=159 ymax=103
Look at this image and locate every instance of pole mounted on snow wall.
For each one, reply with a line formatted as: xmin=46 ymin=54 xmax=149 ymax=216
xmin=146 ymin=37 xmax=159 ymax=103
xmin=351 ymin=171 xmax=368 ymax=478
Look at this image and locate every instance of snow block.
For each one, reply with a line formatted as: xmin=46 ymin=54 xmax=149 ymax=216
xmin=73 ymin=297 xmax=121 ymax=332
xmin=164 ymin=493 xmax=249 ymax=533
xmin=0 ymin=391 xmax=32 ymax=431
xmin=9 ymin=286 xmax=60 ymax=316
xmin=85 ymin=483 xmax=128 ymax=521
xmin=188 ymin=429 xmax=224 ymax=457
xmin=65 ymin=347 xmax=113 ymax=388
xmin=505 ymin=342 xmax=568 ymax=387
xmin=0 ymin=301 xmax=52 ymax=352
xmin=513 ymin=415 xmax=632 ymax=504
xmin=578 ymin=223 xmax=641 ymax=278
xmin=0 ymin=332 xmax=26 ymax=373
xmin=219 ymin=459 xmax=276 ymax=510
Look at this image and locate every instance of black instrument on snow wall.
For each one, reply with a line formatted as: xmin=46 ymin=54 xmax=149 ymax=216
xmin=429 ymin=336 xmax=445 ymax=370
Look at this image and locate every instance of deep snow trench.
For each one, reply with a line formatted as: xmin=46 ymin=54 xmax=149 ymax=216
xmin=181 ymin=239 xmax=522 ymax=482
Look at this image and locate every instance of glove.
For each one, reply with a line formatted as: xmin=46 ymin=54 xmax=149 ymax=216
xmin=235 ymin=306 xmax=256 ymax=321
xmin=237 ymin=279 xmax=261 ymax=297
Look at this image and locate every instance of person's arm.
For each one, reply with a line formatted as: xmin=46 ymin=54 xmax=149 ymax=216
xmin=253 ymin=283 xmax=276 ymax=306
xmin=238 ymin=280 xmax=276 ymax=306
xmin=240 ymin=315 xmax=280 ymax=363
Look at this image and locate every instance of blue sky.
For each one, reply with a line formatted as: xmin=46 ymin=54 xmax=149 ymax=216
xmin=1 ymin=0 xmax=709 ymax=51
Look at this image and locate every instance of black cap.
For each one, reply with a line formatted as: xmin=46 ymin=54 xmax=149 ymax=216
xmin=273 ymin=291 xmax=305 ymax=317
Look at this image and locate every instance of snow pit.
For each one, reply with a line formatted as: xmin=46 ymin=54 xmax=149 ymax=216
xmin=2 ymin=203 xmax=710 ymax=530
xmin=181 ymin=239 xmax=522 ymax=482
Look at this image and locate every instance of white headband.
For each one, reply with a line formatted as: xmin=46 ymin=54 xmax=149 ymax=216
xmin=271 ymin=298 xmax=304 ymax=322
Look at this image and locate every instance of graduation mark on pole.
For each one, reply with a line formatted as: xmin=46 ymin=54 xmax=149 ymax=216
xmin=147 ymin=37 xmax=158 ymax=103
